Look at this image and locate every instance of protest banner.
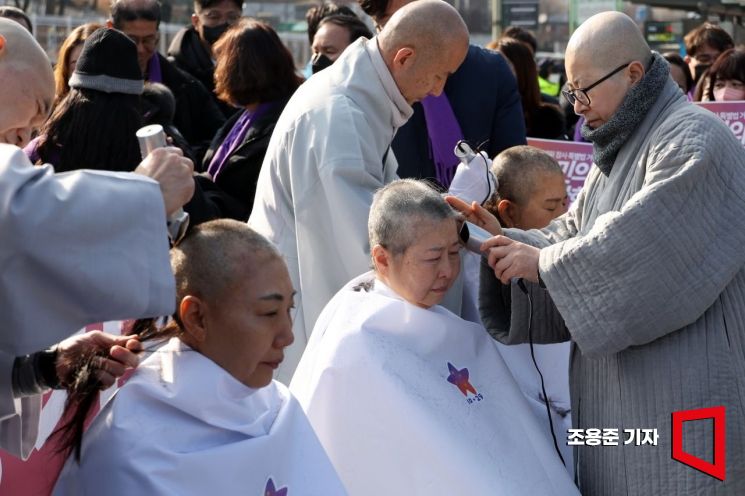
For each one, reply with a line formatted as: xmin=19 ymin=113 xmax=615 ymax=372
xmin=527 ymin=138 xmax=594 ymax=204
xmin=696 ymin=100 xmax=745 ymax=147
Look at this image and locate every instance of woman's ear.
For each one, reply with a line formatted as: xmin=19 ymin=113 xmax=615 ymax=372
xmin=497 ymin=199 xmax=518 ymax=229
xmin=178 ymin=295 xmax=207 ymax=344
xmin=371 ymin=244 xmax=391 ymax=275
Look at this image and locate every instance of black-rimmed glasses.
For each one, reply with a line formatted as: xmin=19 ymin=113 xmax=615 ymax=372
xmin=562 ymin=62 xmax=630 ymax=106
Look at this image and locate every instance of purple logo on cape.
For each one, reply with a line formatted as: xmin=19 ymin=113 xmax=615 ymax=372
xmin=446 ymin=362 xmax=483 ymax=404
xmin=446 ymin=362 xmax=477 ymax=396
xmin=265 ymin=478 xmax=288 ymax=496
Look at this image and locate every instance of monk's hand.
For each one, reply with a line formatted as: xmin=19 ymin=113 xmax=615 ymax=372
xmin=55 ymin=331 xmax=142 ymax=388
xmin=482 ymin=236 xmax=540 ymax=285
xmin=444 ymin=195 xmax=502 ymax=236
xmin=135 ymin=147 xmax=195 ymax=217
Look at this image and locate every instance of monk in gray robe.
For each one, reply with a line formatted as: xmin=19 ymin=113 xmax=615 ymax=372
xmin=0 ymin=18 xmax=194 ymax=460
xmin=457 ymin=11 xmax=745 ymax=495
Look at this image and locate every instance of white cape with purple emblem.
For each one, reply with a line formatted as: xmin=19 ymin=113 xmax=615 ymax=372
xmin=53 ymin=338 xmax=347 ymax=496
xmin=290 ymin=273 xmax=579 ymax=496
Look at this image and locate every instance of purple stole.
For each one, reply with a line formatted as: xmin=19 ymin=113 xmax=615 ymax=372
xmin=421 ymin=93 xmax=464 ymax=188
xmin=207 ymin=103 xmax=272 ymax=180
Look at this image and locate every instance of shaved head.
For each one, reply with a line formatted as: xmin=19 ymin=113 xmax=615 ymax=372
xmin=377 ymin=0 xmax=469 ymax=104
xmin=378 ymin=0 xmax=468 ymax=64
xmin=566 ymin=12 xmax=650 ymax=74
xmin=0 ymin=18 xmax=54 ymax=146
xmin=564 ymin=12 xmax=651 ymax=129
xmin=171 ymin=219 xmax=281 ymax=304
xmin=0 ymin=18 xmax=52 ymax=80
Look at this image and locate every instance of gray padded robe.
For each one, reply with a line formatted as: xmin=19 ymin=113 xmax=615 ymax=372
xmin=0 ymin=144 xmax=175 ymax=459
xmin=480 ymin=79 xmax=745 ymax=494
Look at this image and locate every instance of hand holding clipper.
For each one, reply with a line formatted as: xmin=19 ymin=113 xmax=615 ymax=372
xmin=136 ymin=125 xmax=190 ymax=244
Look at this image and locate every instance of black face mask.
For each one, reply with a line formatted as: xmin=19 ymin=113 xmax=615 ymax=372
xmin=202 ymin=23 xmax=229 ymax=45
xmin=694 ymin=63 xmax=711 ymax=84
xmin=311 ymin=53 xmax=333 ymax=74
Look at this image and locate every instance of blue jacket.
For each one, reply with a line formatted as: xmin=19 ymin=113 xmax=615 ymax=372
xmin=392 ymin=45 xmax=526 ymax=184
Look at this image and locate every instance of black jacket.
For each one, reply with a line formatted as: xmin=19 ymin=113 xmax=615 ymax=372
xmin=167 ymin=27 xmax=236 ymax=119
xmin=392 ymin=45 xmax=526 ymax=186
xmin=156 ymin=53 xmax=226 ymax=161
xmin=528 ymin=103 xmax=567 ymax=140
xmin=185 ymin=98 xmax=288 ymax=223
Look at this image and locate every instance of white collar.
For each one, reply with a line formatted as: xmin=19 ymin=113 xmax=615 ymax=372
xmin=133 ymin=337 xmax=284 ymax=437
xmin=364 ymin=38 xmax=413 ymax=129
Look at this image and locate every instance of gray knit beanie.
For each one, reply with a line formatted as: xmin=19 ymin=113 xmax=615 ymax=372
xmin=69 ymin=28 xmax=144 ymax=95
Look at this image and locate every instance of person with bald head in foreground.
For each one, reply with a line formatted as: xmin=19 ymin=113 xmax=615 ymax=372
xmin=0 ymin=18 xmax=194 ymax=460
xmin=464 ymin=11 xmax=745 ymax=493
xmin=249 ymin=0 xmax=469 ymax=382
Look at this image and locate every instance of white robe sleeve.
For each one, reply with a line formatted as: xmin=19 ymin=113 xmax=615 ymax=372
xmin=0 ymin=144 xmax=176 ymax=356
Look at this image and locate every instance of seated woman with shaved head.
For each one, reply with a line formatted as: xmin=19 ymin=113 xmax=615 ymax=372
xmin=291 ymin=180 xmax=578 ymax=495
xmin=52 ymin=220 xmax=345 ymax=495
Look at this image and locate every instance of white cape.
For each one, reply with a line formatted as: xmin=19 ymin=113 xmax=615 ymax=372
xmin=290 ymin=273 xmax=578 ymax=495
xmin=463 ymin=251 xmax=573 ymax=469
xmin=53 ymin=338 xmax=346 ymax=495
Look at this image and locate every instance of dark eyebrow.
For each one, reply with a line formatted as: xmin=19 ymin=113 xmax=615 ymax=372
xmin=259 ymin=290 xmax=297 ymax=301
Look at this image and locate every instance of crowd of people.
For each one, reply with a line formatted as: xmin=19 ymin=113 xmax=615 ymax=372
xmin=0 ymin=1 xmax=744 ymax=494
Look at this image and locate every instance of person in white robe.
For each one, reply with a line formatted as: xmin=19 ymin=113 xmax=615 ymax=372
xmin=291 ymin=180 xmax=578 ymax=495
xmin=54 ymin=220 xmax=346 ymax=495
xmin=0 ymin=19 xmax=194 ymax=460
xmin=248 ymin=0 xmax=470 ymax=383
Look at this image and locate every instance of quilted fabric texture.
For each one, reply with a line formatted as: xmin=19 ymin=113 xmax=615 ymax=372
xmin=480 ymin=78 xmax=745 ymax=494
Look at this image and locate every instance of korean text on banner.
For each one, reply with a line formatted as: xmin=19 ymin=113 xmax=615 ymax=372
xmin=696 ymin=100 xmax=745 ymax=147
xmin=527 ymin=138 xmax=594 ymax=205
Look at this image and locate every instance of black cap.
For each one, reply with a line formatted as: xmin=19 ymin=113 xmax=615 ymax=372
xmin=69 ymin=28 xmax=144 ymax=95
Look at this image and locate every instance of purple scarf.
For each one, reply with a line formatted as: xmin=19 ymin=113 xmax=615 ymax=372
xmin=207 ymin=103 xmax=272 ymax=180
xmin=147 ymin=54 xmax=162 ymax=83
xmin=421 ymin=94 xmax=464 ymax=188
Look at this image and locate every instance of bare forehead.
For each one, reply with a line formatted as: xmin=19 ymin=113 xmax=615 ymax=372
xmin=408 ymin=218 xmax=459 ymax=248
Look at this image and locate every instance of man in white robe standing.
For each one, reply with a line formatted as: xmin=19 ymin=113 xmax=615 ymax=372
xmin=291 ymin=180 xmax=577 ymax=495
xmin=473 ymin=12 xmax=745 ymax=494
xmin=0 ymin=18 xmax=194 ymax=460
xmin=249 ymin=0 xmax=469 ymax=382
